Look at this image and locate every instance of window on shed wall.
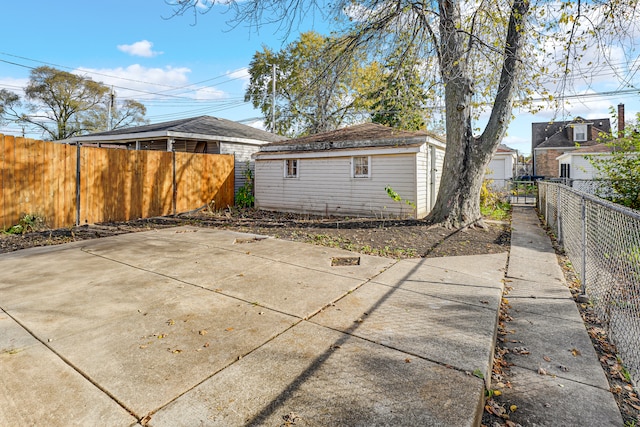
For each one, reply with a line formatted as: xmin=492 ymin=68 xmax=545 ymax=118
xmin=352 ymin=156 xmax=370 ymax=178
xmin=284 ymin=159 xmax=298 ymax=178
xmin=560 ymin=163 xmax=571 ymax=178
xmin=573 ymin=124 xmax=588 ymax=142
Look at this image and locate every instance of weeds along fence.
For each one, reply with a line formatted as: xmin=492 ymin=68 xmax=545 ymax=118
xmin=1 ymin=134 xmax=235 ymax=230
xmin=538 ymin=181 xmax=640 ymax=388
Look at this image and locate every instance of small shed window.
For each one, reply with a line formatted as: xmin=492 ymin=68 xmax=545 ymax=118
xmin=560 ymin=163 xmax=571 ymax=178
xmin=573 ymin=124 xmax=588 ymax=142
xmin=285 ymin=159 xmax=298 ymax=178
xmin=352 ymin=156 xmax=370 ymax=178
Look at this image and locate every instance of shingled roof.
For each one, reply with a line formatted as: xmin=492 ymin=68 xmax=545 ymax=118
xmin=65 ymin=116 xmax=286 ymax=144
xmin=260 ymin=123 xmax=444 ymax=153
xmin=532 ymin=117 xmax=611 ymax=150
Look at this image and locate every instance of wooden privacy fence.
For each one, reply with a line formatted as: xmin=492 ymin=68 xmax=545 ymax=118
xmin=1 ymin=134 xmax=234 ymax=230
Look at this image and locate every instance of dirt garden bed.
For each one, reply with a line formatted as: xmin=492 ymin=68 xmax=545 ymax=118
xmin=0 ymin=208 xmax=511 ymax=258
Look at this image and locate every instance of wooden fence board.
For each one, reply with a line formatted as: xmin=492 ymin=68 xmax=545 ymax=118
xmin=174 ymin=152 xmax=234 ymax=213
xmin=1 ymin=134 xmax=234 ymax=230
xmin=0 ymin=135 xmax=76 ymax=229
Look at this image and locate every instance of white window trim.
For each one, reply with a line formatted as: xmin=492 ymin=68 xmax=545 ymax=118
xmin=573 ymin=124 xmax=588 ymax=142
xmin=352 ymin=156 xmax=371 ymax=178
xmin=284 ymin=159 xmax=299 ymax=178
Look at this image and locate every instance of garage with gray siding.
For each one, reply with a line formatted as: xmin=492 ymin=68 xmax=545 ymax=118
xmin=254 ymin=124 xmax=445 ymax=219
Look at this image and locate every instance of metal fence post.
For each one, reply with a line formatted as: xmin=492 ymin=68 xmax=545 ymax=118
xmin=557 ymin=186 xmax=563 ymax=244
xmin=579 ymin=195 xmax=588 ymax=302
xmin=545 ymin=185 xmax=549 ymax=224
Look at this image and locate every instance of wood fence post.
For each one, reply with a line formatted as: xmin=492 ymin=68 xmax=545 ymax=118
xmin=75 ymin=144 xmax=81 ymax=226
xmin=172 ymin=150 xmax=177 ymax=216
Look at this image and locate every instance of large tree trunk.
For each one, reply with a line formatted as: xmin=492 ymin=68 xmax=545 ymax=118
xmin=428 ymin=0 xmax=530 ymax=228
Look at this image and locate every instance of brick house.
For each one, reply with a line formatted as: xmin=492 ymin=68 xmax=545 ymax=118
xmin=532 ymin=114 xmax=612 ymax=178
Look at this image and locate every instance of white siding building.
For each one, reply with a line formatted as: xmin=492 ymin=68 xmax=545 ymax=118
xmin=486 ymin=144 xmax=517 ymax=189
xmin=556 ymin=144 xmax=613 ymax=180
xmin=254 ymin=124 xmax=446 ymax=219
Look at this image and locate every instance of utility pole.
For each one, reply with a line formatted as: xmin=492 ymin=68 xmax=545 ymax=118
xmin=272 ymin=63 xmax=276 ymax=133
xmin=107 ymin=86 xmax=115 ymax=131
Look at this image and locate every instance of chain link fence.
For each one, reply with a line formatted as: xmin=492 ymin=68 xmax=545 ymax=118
xmin=538 ymin=181 xmax=640 ymax=389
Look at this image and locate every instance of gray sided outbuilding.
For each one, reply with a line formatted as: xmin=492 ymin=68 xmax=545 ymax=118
xmin=254 ymin=123 xmax=445 ymax=219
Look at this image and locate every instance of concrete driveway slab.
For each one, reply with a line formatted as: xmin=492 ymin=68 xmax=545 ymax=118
xmin=217 ymin=261 xmax=366 ymax=318
xmin=0 ymin=226 xmax=507 ymax=426
xmin=2 ymin=270 xmax=190 ymax=342
xmin=0 ymin=314 xmax=136 ymax=426
xmin=47 ymin=286 xmax=297 ymax=416
xmin=313 ymin=254 xmax=507 ymax=380
xmin=150 ymin=321 xmax=486 ymax=427
xmin=505 ymin=365 xmax=622 ymax=426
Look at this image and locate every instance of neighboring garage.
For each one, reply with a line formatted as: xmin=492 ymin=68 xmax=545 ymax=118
xmin=486 ymin=144 xmax=517 ymax=189
xmin=253 ymin=123 xmax=445 ymax=219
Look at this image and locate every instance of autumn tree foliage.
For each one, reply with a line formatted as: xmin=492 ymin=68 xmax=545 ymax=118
xmin=168 ymin=0 xmax=640 ymax=227
xmin=0 ymin=66 xmax=147 ymax=140
xmin=589 ymin=112 xmax=640 ymax=209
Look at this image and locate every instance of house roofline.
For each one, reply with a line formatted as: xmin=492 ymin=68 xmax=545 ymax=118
xmin=60 ymin=131 xmax=269 ymax=146
xmin=260 ymin=135 xmax=445 ymax=153
xmin=254 ymin=142 xmax=443 ymax=160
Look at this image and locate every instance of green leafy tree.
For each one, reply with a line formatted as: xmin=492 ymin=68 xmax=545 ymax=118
xmin=169 ymin=0 xmax=639 ymax=227
xmin=0 ymin=66 xmax=147 ymax=140
xmin=369 ymin=43 xmax=429 ymax=131
xmin=245 ymin=31 xmax=380 ymax=137
xmin=589 ymin=113 xmax=640 ymax=209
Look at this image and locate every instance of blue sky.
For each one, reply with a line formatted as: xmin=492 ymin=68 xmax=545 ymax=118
xmin=1 ymin=1 xmax=638 ymax=155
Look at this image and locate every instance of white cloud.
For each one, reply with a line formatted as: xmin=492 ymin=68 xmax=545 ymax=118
xmin=226 ymin=67 xmax=249 ymax=81
xmin=0 ymin=76 xmax=29 ymax=95
xmin=193 ymin=87 xmax=226 ymax=100
xmin=117 ymin=40 xmax=163 ymax=58
xmin=75 ymin=64 xmax=193 ymax=99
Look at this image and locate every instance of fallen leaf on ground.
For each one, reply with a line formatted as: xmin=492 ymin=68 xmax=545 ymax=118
xmin=570 ymin=348 xmax=581 ymax=356
xmin=538 ymin=367 xmax=548 ymax=375
xmin=282 ymin=412 xmax=300 ymax=425
xmin=543 ymin=356 xmax=551 ymax=362
xmin=485 ymin=399 xmax=507 ymax=418
xmin=200 ymin=329 xmax=209 ymax=335
xmin=510 ymin=404 xmax=518 ymax=412
xmin=511 ymin=347 xmax=530 ymax=355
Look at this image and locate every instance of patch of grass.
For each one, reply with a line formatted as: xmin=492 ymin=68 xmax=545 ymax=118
xmin=480 ymin=180 xmax=511 ymax=221
xmin=481 ymin=200 xmax=511 ymax=221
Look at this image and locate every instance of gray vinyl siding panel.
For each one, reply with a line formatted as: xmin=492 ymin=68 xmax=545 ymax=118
xmin=220 ymin=142 xmax=263 ymax=192
xmin=255 ymin=153 xmax=420 ymax=218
